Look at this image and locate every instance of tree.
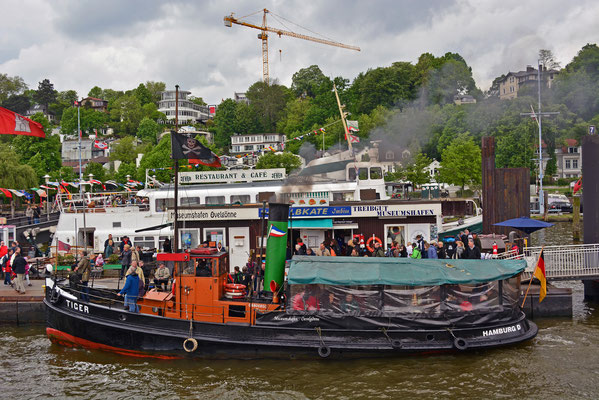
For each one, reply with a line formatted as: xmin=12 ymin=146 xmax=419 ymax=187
xmin=114 ymin=163 xmax=137 ymax=183
xmin=34 ymin=79 xmax=57 ymax=109
xmin=212 ymin=98 xmax=237 ymax=150
xmin=1 ymin=94 xmax=31 ymax=114
xmin=134 ymin=83 xmax=153 ymax=106
xmin=84 ymin=162 xmax=106 ymax=182
xmin=189 ymin=96 xmax=206 ymax=106
xmin=0 ymin=143 xmax=38 ymax=189
xmin=137 ymin=117 xmax=161 ymax=142
xmin=109 ymin=95 xmax=143 ymax=135
xmin=137 ymin=135 xmax=174 ymax=182
xmin=0 ymin=74 xmax=27 ymax=103
xmin=246 ymin=81 xmax=291 ymax=132
xmin=539 ymin=49 xmax=561 ymax=70
xmin=439 ymin=133 xmax=481 ymax=194
xmin=495 ymin=124 xmax=535 ymax=170
xmin=60 ymin=106 xmax=109 ymax=136
xmin=291 ymin=65 xmax=329 ymax=97
xmin=145 ymin=81 xmax=166 ymax=103
xmin=405 ymin=153 xmax=432 ymax=186
xmin=233 ymin=102 xmax=259 ymax=134
xmin=49 ymin=90 xmax=78 ymax=121
xmin=110 ymin=136 xmax=139 ymax=164
xmin=255 ymin=152 xmax=301 ymax=174
xmin=88 ymin=86 xmax=103 ymax=98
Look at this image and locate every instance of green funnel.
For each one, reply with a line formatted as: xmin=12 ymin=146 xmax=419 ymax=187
xmin=263 ymin=203 xmax=290 ymax=292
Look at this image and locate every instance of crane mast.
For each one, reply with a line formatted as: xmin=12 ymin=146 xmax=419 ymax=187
xmin=224 ymin=9 xmax=360 ymax=84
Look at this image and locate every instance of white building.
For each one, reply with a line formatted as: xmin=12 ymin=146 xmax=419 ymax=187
xmin=230 ymin=133 xmax=286 ymax=154
xmin=158 ymin=90 xmax=211 ymax=124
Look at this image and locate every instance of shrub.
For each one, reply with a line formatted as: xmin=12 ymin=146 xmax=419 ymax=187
xmin=107 ymin=253 xmax=120 ymax=264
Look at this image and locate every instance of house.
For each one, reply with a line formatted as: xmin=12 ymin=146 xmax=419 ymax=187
xmin=80 ymin=97 xmax=108 ymax=112
xmin=230 ymin=133 xmax=286 ymax=155
xmin=425 ymin=160 xmax=441 ymax=181
xmin=554 ymin=139 xmax=582 ymax=179
xmin=158 ymin=90 xmax=211 ymax=124
xmin=61 ymin=138 xmax=112 ymax=171
xmin=453 ymin=94 xmax=477 ymax=105
xmin=25 ymin=104 xmax=55 ymax=123
xmin=498 ymin=66 xmax=559 ymax=100
xmin=234 ymin=92 xmax=249 ymax=104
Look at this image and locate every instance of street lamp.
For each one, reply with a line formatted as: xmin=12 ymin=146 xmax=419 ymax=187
xmin=43 ymin=174 xmax=50 ymax=217
xmin=88 ymin=173 xmax=94 ymax=195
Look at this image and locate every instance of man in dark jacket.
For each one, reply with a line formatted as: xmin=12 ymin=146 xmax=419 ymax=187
xmin=12 ymin=250 xmax=27 ymax=294
xmin=436 ymin=241 xmax=447 ymax=259
xmin=75 ymin=250 xmax=91 ymax=301
xmin=465 ymin=240 xmax=481 ymax=260
xmin=372 ymin=241 xmax=385 ymax=257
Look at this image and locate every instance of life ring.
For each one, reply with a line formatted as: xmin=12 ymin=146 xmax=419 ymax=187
xmin=317 ymin=345 xmax=331 ymax=358
xmin=366 ymin=236 xmax=382 ymax=253
xmin=453 ymin=337 xmax=469 ymax=351
xmin=183 ymin=338 xmax=198 ymax=353
xmin=390 ymin=339 xmax=402 ymax=349
xmin=225 ymin=283 xmax=246 ymax=291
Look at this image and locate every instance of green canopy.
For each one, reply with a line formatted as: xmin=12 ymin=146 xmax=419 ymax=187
xmin=287 ymin=256 xmax=526 ymax=286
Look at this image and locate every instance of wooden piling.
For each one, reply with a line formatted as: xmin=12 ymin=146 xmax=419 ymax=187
xmin=572 ymin=195 xmax=581 ymax=241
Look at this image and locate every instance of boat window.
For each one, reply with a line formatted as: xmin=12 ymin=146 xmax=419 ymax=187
xmin=179 ymin=260 xmax=196 ymax=276
xmin=348 ymin=167 xmax=357 ymax=181
xmin=231 ymin=195 xmax=251 ymax=204
xmin=358 ymin=168 xmax=368 ymax=180
xmin=370 ymin=167 xmax=382 ymax=180
xmin=133 ymin=236 xmax=155 ymax=250
xmin=155 ymin=198 xmax=174 ymax=212
xmin=289 ymin=284 xmax=381 ymax=315
xmin=181 ymin=197 xmax=201 ymax=206
xmin=158 ymin=236 xmax=171 ymax=251
xmin=445 ymin=282 xmax=500 ymax=312
xmin=383 ymin=285 xmax=441 ymax=314
xmin=502 ymin=277 xmax=520 ymax=307
xmin=205 ymin=196 xmax=225 ymax=205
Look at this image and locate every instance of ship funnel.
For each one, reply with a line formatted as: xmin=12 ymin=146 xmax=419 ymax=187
xmin=263 ymin=203 xmax=290 ymax=293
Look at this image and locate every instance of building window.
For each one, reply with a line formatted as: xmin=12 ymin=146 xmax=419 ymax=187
xmin=244 ymin=145 xmax=254 ymax=151
xmin=568 ymin=147 xmax=578 ymax=153
xmin=573 ymin=159 xmax=578 ymax=169
xmin=565 ymin=160 xmax=571 ymax=169
xmin=385 ymin=151 xmax=394 ymax=160
xmin=204 ymin=228 xmax=226 ymax=248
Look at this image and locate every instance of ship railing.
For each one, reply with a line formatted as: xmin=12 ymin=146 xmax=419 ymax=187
xmin=61 ymin=284 xmax=228 ymax=321
xmin=498 ymin=243 xmax=599 ymax=280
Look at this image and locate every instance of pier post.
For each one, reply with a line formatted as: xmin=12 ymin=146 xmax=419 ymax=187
xmin=572 ymin=196 xmax=581 ymax=242
xmin=582 ymin=134 xmax=599 ymax=301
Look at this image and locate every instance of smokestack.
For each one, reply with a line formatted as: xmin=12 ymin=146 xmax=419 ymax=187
xmin=263 ymin=203 xmax=290 ymax=292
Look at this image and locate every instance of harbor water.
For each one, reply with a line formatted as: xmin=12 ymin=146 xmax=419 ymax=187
xmin=1 ymin=223 xmax=597 ymax=399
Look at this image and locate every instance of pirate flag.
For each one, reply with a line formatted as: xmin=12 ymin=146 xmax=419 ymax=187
xmin=171 ymin=132 xmax=221 ymax=167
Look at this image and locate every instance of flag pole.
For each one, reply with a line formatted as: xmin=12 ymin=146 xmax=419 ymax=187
xmin=521 ymin=246 xmax=544 ymax=308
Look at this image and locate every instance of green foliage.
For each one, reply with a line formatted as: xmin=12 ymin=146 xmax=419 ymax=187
xmin=233 ymin=102 xmax=260 ymax=134
xmin=212 ymin=98 xmax=237 ymax=150
xmin=57 ymin=253 xmax=75 ymax=266
xmin=110 ymin=136 xmax=139 ymax=164
xmin=0 ymin=143 xmax=38 ymax=189
xmin=0 ymin=73 xmax=28 ymax=102
xmin=494 ymin=124 xmax=535 ymax=169
xmin=439 ymin=133 xmax=481 ymax=191
xmin=134 ymin=83 xmax=153 ymax=106
xmin=107 ymin=253 xmax=120 ymax=264
xmin=291 ymin=65 xmax=329 ymax=97
xmin=189 ymin=96 xmax=206 ymax=106
xmin=137 ymin=135 xmax=173 ymax=182
xmin=255 ymin=152 xmax=301 ymax=174
xmin=405 ymin=153 xmax=432 ymax=186
xmin=34 ymin=78 xmax=57 ymax=108
xmin=1 ymin=94 xmax=31 ymax=114
xmin=60 ymin=106 xmax=109 ymax=136
xmin=84 ymin=162 xmax=106 ymax=182
xmin=114 ymin=163 xmax=138 ymax=183
xmin=49 ymin=166 xmax=77 ymax=183
xmin=137 ymin=117 xmax=161 ymax=143
xmin=49 ymin=90 xmax=78 ymax=122
xmin=109 ymin=94 xmax=143 ymax=135
xmin=88 ymin=86 xmax=103 ymax=98
xmin=145 ymin=81 xmax=166 ymax=103
xmin=246 ymin=81 xmax=291 ymax=132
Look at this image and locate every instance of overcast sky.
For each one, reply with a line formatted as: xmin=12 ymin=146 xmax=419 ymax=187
xmin=2 ymin=0 xmax=598 ymax=105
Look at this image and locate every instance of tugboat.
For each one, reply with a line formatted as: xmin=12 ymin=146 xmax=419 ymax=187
xmin=44 ymin=201 xmax=537 ymax=359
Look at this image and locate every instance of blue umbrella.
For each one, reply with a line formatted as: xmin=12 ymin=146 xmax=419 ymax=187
xmin=493 ymin=217 xmax=554 ymax=234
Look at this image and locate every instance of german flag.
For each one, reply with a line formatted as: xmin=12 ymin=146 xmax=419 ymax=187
xmin=533 ymin=249 xmax=547 ymax=302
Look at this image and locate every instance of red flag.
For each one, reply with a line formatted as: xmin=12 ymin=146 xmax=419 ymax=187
xmin=533 ymin=249 xmax=547 ymax=303
xmin=57 ymin=240 xmax=71 ymax=252
xmin=0 ymin=188 xmax=13 ymax=198
xmin=0 ymin=107 xmax=46 ymax=138
xmin=573 ymin=178 xmax=582 ymax=195
xmin=94 ymin=140 xmax=108 ymax=149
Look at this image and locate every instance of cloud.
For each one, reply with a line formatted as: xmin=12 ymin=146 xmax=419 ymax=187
xmin=1 ymin=0 xmax=598 ymax=103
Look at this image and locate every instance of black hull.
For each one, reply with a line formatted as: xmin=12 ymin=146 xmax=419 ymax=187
xmin=44 ymin=291 xmax=538 ymax=360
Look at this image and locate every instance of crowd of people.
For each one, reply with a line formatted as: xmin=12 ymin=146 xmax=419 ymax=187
xmin=0 ymin=240 xmax=34 ymax=294
xmin=286 ymin=229 xmax=486 ymax=261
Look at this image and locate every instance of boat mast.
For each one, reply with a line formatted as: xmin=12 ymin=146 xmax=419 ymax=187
xmin=174 ymin=85 xmax=180 ymax=252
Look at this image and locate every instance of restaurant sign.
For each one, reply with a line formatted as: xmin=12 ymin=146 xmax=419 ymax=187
xmin=179 ymin=168 xmax=286 ymax=184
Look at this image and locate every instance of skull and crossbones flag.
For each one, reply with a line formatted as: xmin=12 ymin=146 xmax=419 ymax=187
xmin=171 ymin=132 xmax=221 ymax=167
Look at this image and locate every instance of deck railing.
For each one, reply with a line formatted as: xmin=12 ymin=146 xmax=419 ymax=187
xmin=498 ymin=243 xmax=599 ymax=280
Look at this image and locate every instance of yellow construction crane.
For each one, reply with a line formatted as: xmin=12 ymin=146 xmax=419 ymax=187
xmin=224 ymin=8 xmax=360 ymax=84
